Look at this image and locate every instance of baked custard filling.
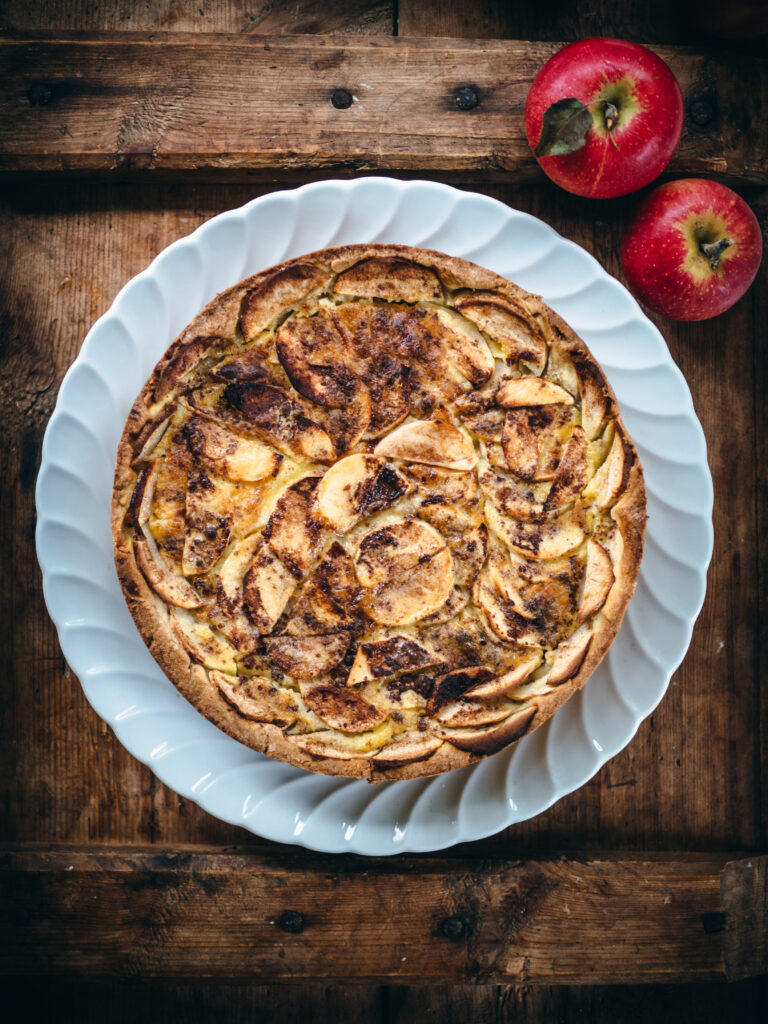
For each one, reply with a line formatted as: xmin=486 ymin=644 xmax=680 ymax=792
xmin=113 ymin=246 xmax=646 ymax=780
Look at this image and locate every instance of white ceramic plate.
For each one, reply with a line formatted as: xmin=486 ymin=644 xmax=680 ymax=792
xmin=36 ymin=178 xmax=713 ymax=856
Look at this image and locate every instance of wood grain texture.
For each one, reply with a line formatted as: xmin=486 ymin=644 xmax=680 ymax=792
xmin=2 ymin=846 xmax=766 ymax=983
xmin=1 ymin=34 xmax=766 ymax=183
xmin=0 ymin=0 xmax=393 ymax=35
xmin=4 ymin=976 xmax=768 ymax=1024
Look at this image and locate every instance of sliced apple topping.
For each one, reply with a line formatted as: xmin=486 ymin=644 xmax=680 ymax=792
xmin=152 ymin=336 xmax=224 ymax=402
xmin=265 ymin=475 xmax=323 ymax=577
xmin=299 ymin=682 xmax=387 ymax=733
xmin=285 ymin=541 xmax=366 ymax=635
xmin=463 ymin=652 xmax=543 ymax=699
xmin=405 ymin=463 xmax=478 ymax=506
xmin=483 ymin=547 xmax=536 ymax=620
xmin=128 ymin=462 xmax=159 ymax=529
xmin=501 ymin=404 xmax=574 ymax=481
xmin=135 ymin=532 xmax=205 ymax=609
xmin=371 ymin=734 xmax=443 ymax=769
xmin=263 ymin=634 xmax=351 ymax=680
xmin=211 ymin=671 xmax=299 ymax=727
xmin=571 ymin=349 xmax=611 ymax=440
xmin=437 ymin=701 xmax=513 ymax=727
xmin=276 ymin=316 xmax=359 ymax=408
xmin=479 ymin=466 xmax=545 ymax=520
xmin=315 ymin=454 xmax=412 ymax=533
xmin=182 ymin=468 xmax=233 ymax=576
xmin=427 ymin=666 xmax=495 ymax=714
xmin=131 ymin=406 xmax=175 ymax=464
xmin=484 ymin=501 xmax=585 ymax=560
xmin=346 ymin=636 xmax=445 ymax=688
xmin=222 ymin=381 xmax=335 ymax=463
xmin=496 ymin=376 xmax=574 ymax=408
xmin=355 ymin=519 xmax=454 ymax=626
xmin=473 ymin=577 xmax=547 ymax=647
xmin=577 ymin=538 xmax=615 ymax=622
xmin=208 ymin=534 xmax=262 ymax=654
xmin=184 ymin=415 xmax=282 ymax=484
xmin=546 ymin=342 xmax=580 ymax=396
xmin=440 ymin=706 xmax=536 ymax=754
xmin=363 ymin=358 xmax=411 ymax=438
xmin=547 ymin=625 xmax=593 ymax=686
xmin=543 ymin=425 xmax=589 ymax=513
xmin=240 ymin=262 xmax=331 ymax=342
xmin=373 ymin=419 xmax=477 ymax=471
xmin=453 ymin=292 xmax=547 ymax=373
xmin=582 ymin=429 xmax=627 ymax=508
xmin=242 ymin=540 xmax=298 ymax=634
xmin=430 ymin=307 xmax=496 ymax=386
xmin=169 ymin=608 xmax=237 ymax=673
xmin=333 ymin=256 xmax=443 ymax=303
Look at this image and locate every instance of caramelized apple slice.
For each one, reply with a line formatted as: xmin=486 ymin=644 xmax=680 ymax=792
xmin=211 ymin=670 xmax=299 ymax=727
xmin=463 ymin=653 xmax=543 ymax=699
xmin=440 ymin=706 xmax=536 ymax=754
xmin=582 ymin=430 xmax=627 ymax=508
xmin=299 ymin=682 xmax=388 ymax=733
xmin=333 ymin=257 xmax=443 ymax=303
xmin=543 ymin=426 xmax=589 ymax=513
xmin=431 ymin=307 xmax=496 ymax=386
xmin=374 ymin=419 xmax=477 ymax=471
xmin=263 ymin=634 xmax=351 ymax=680
xmin=184 ymin=415 xmax=281 ymax=483
xmin=371 ymin=734 xmax=443 ymax=769
xmin=222 ymin=381 xmax=335 ymax=463
xmin=355 ymin=519 xmax=454 ymax=626
xmin=182 ymin=468 xmax=232 ymax=576
xmin=547 ymin=625 xmax=593 ymax=685
xmin=134 ymin=532 xmax=203 ymax=609
xmin=346 ymin=636 xmax=445 ymax=687
xmin=453 ymin=292 xmax=547 ymax=373
xmin=240 ymin=262 xmax=331 ymax=342
xmin=285 ymin=541 xmax=366 ymax=635
xmin=576 ymin=538 xmax=615 ymax=621
xmin=496 ymin=376 xmax=574 ymax=408
xmin=315 ymin=454 xmax=411 ymax=533
xmin=571 ymin=349 xmax=610 ymax=440
xmin=266 ymin=475 xmax=323 ymax=577
xmin=243 ymin=541 xmax=297 ymax=634
xmin=427 ymin=666 xmax=496 ymax=714
xmin=169 ymin=608 xmax=237 ymax=673
xmin=484 ymin=501 xmax=585 ymax=561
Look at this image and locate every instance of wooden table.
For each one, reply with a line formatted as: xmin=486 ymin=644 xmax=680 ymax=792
xmin=2 ymin=2 xmax=766 ymax=1019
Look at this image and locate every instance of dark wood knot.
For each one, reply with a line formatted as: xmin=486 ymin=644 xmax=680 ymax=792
xmin=331 ymin=89 xmax=354 ymax=110
xmin=440 ymin=916 xmax=466 ymax=939
xmin=277 ymin=909 xmax=305 ymax=933
xmin=455 ymin=86 xmax=479 ymax=111
xmin=28 ymin=83 xmax=53 ymax=106
xmin=689 ymin=98 xmax=715 ymax=127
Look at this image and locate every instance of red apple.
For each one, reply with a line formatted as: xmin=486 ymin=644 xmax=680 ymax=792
xmin=620 ymin=179 xmax=763 ymax=321
xmin=525 ymin=38 xmax=684 ymax=199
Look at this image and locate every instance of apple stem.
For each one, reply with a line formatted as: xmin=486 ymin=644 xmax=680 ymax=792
xmin=602 ymin=101 xmax=619 ymax=132
xmin=700 ymin=238 xmax=733 ymax=270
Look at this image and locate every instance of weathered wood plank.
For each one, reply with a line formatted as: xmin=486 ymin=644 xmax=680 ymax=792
xmin=0 ymin=0 xmax=394 ymax=35
xmin=1 ymin=34 xmax=766 ymax=183
xmin=1 ymin=846 xmax=765 ymax=983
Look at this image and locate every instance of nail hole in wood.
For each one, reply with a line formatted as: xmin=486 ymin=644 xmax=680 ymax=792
xmin=455 ymin=86 xmax=479 ymax=111
xmin=702 ymin=911 xmax=726 ymax=934
xmin=277 ymin=909 xmax=305 ymax=933
xmin=28 ymin=83 xmax=53 ymax=106
xmin=331 ymin=89 xmax=353 ymax=110
xmin=440 ymin=916 xmax=466 ymax=939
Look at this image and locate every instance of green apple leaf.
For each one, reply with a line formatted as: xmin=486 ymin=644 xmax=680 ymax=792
xmin=533 ymin=98 xmax=593 ymax=157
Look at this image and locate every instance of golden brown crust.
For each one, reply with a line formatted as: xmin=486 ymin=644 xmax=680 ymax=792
xmin=112 ymin=244 xmax=647 ymax=783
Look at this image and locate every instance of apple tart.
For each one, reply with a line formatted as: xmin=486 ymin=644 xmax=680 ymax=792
xmin=113 ymin=244 xmax=646 ymax=781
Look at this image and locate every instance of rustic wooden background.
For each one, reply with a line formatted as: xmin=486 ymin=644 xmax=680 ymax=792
xmin=1 ymin=0 xmax=767 ymax=1019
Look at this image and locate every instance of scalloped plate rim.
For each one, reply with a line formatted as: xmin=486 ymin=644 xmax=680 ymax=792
xmin=35 ymin=177 xmax=713 ymax=856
